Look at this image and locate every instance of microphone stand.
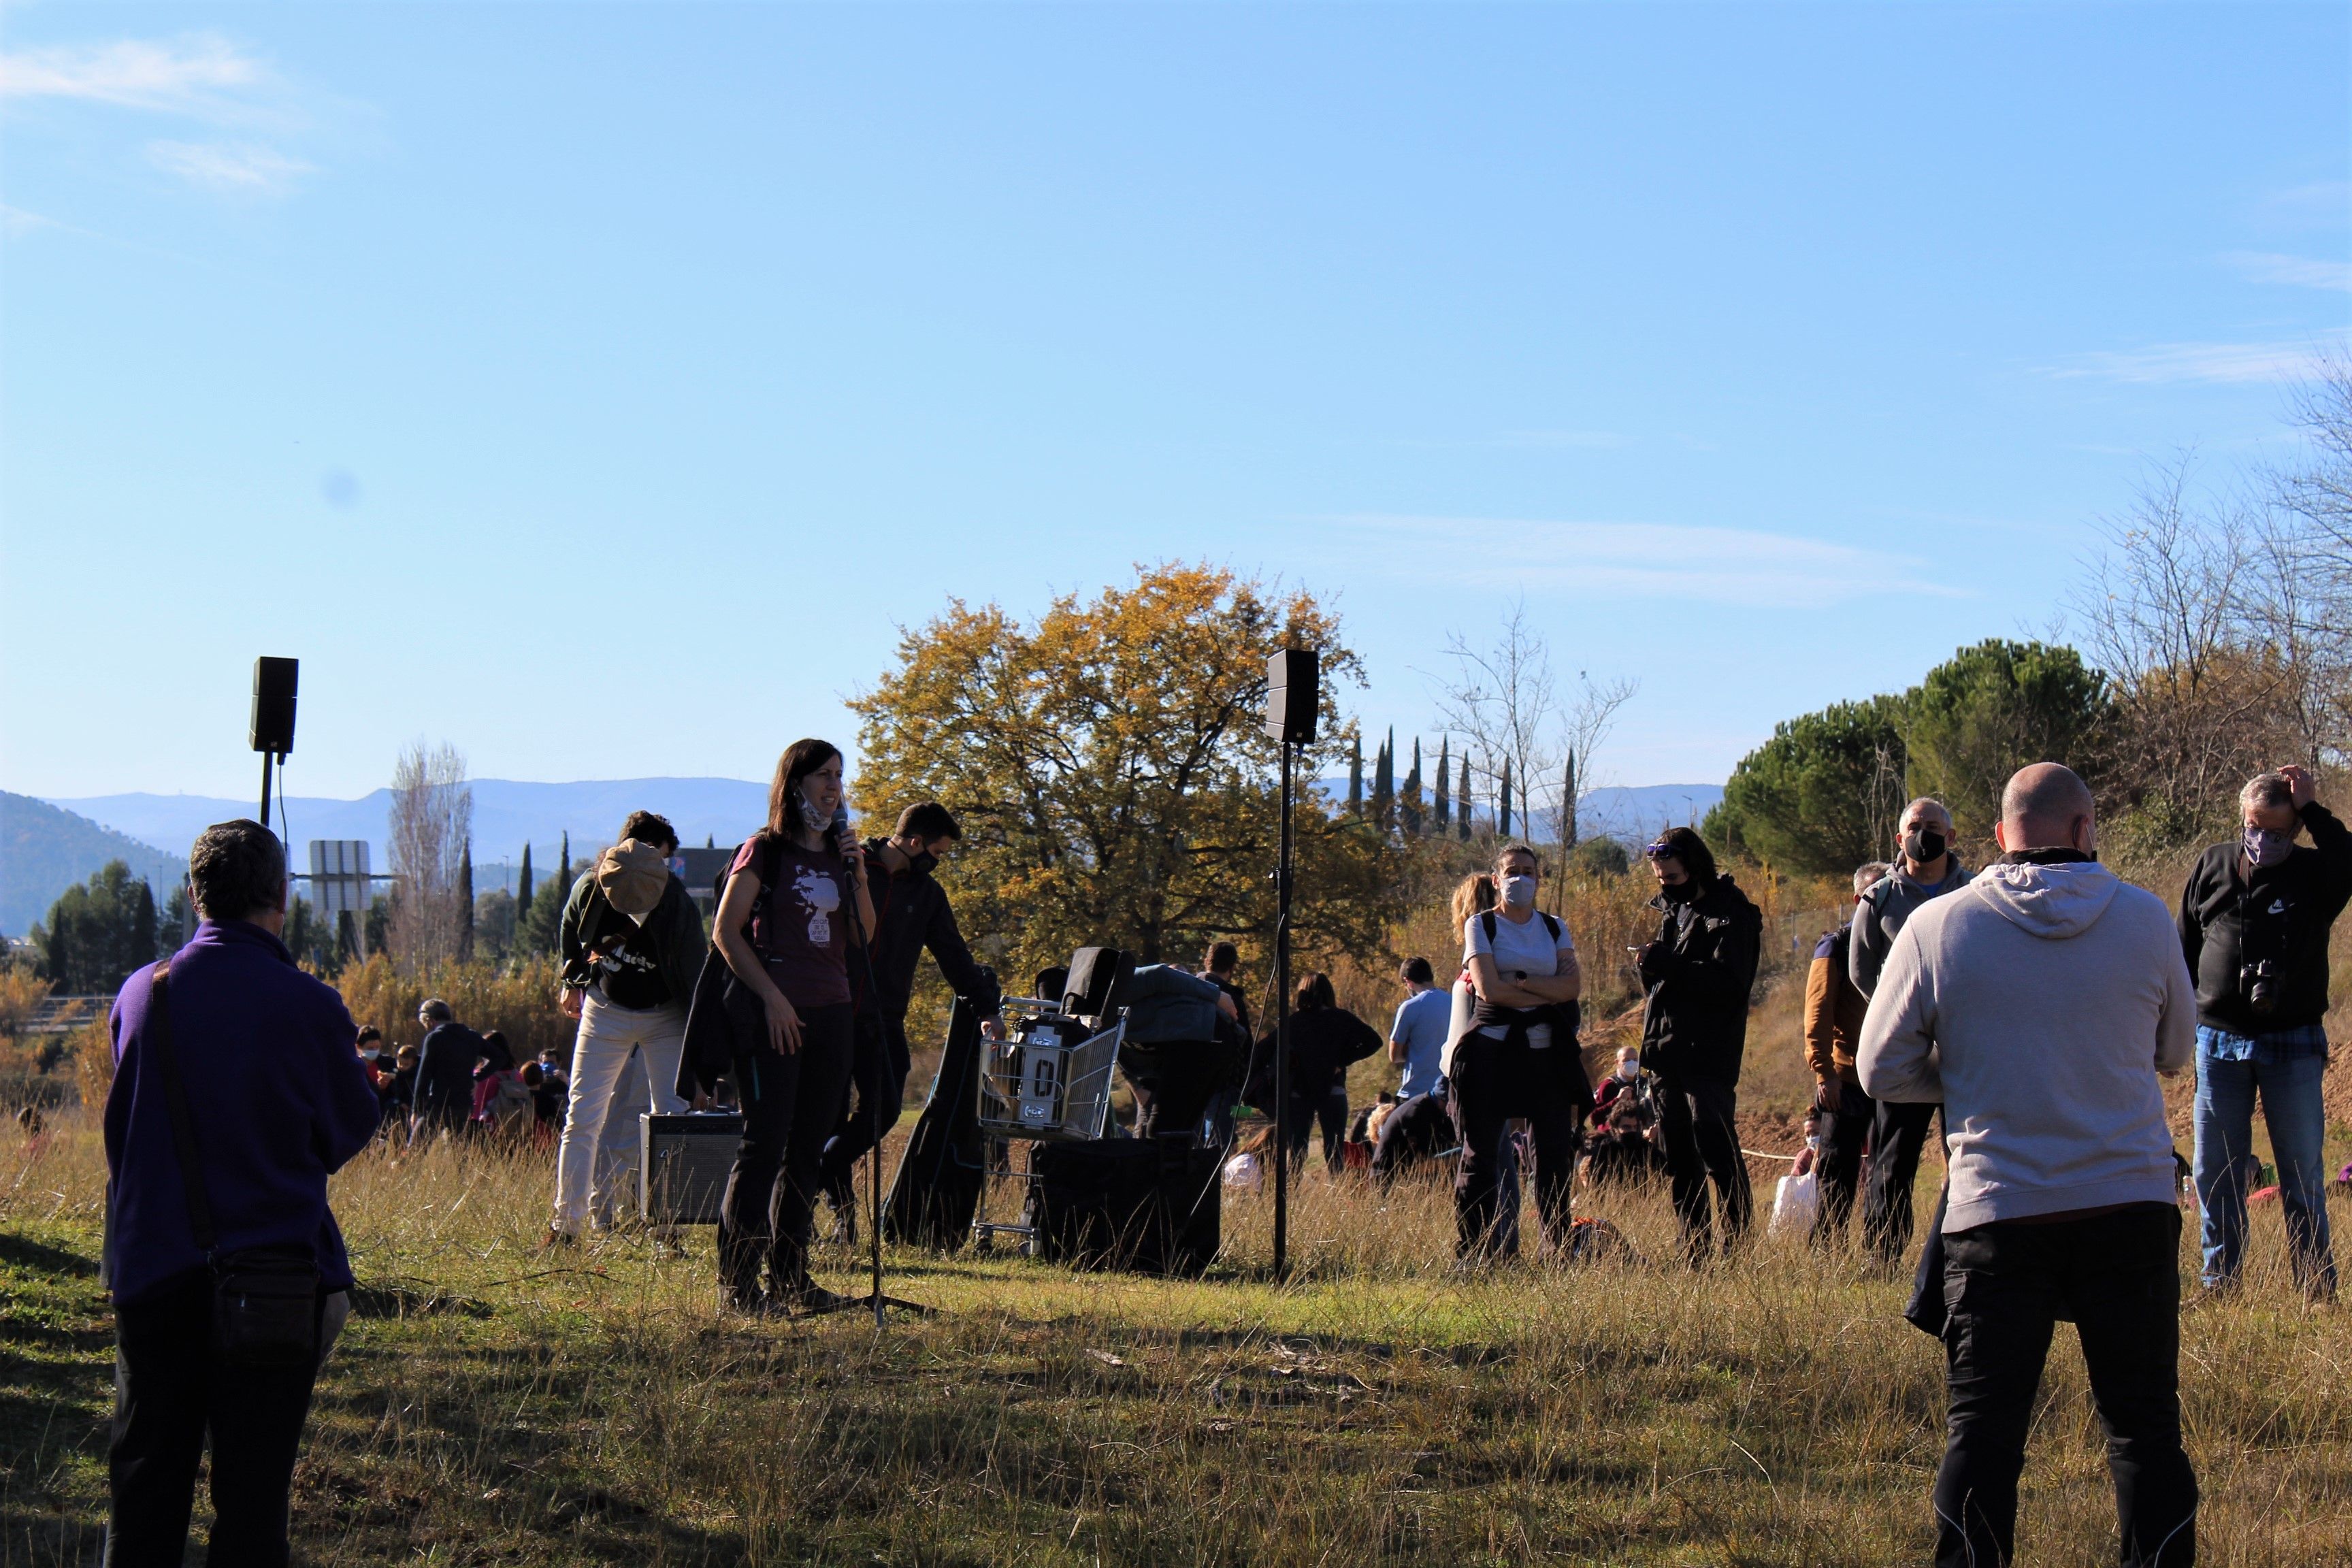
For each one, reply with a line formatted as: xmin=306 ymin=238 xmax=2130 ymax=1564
xmin=804 ymin=826 xmax=931 ymax=1326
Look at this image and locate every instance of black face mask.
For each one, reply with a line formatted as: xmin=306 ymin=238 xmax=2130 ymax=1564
xmin=1903 ymin=828 xmax=1948 ymax=864
xmin=1660 ymin=880 xmax=1698 ymax=906
xmin=905 ymin=849 xmax=938 ymax=877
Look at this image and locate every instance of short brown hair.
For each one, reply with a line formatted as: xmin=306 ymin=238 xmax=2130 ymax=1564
xmin=621 ymin=811 xmax=679 ymax=851
xmin=895 ymin=802 xmax=961 ymax=842
xmin=1203 ymin=941 xmax=1239 ymax=973
xmin=187 ymin=819 xmax=286 ymax=922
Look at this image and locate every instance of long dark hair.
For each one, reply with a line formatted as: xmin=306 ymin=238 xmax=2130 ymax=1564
xmin=1296 ymin=972 xmax=1335 ymax=1011
xmin=1650 ymin=825 xmax=1719 ymax=891
xmin=766 ymin=738 xmax=841 ymax=840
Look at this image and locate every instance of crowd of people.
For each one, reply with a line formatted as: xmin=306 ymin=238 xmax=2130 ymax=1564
xmin=91 ymin=737 xmax=2347 ymax=1566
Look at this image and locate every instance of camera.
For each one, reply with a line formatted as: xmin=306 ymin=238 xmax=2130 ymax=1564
xmin=2241 ymin=958 xmax=2281 ymax=1016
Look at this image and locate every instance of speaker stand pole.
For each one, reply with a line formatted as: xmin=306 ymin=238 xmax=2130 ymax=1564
xmin=1272 ymin=736 xmax=1293 ymax=1281
xmin=258 ymin=752 xmax=275 ymax=831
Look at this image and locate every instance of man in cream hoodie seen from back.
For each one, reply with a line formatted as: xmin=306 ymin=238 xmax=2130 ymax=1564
xmin=1859 ymin=763 xmax=2197 ymax=1568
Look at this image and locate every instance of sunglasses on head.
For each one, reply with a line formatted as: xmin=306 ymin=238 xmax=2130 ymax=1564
xmin=1642 ymin=842 xmax=1677 ymax=860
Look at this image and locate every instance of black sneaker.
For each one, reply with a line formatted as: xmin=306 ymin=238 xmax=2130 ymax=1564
xmin=781 ymin=1279 xmax=854 ymax=1315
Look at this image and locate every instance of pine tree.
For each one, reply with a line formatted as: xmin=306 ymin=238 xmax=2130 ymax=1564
xmin=457 ymin=838 xmax=475 ymax=962
xmin=1371 ymin=729 xmax=1394 ymax=830
xmin=1456 ymin=753 xmax=1473 ymax=841
xmin=1434 ymin=738 xmax=1452 ymax=830
xmin=517 ymin=843 xmax=534 ymax=915
xmin=1346 ymin=736 xmax=1364 ymax=815
xmin=1500 ymin=757 xmax=1514 ymax=838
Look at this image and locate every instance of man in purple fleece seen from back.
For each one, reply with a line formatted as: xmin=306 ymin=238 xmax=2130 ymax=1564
xmin=103 ymin=818 xmax=382 ymax=1568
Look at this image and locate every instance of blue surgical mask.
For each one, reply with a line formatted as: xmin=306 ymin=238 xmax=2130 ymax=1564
xmin=2244 ymin=824 xmax=2296 ymax=868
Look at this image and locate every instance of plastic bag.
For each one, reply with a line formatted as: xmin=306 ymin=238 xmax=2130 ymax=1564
xmin=1769 ymin=1169 xmax=1818 ymax=1237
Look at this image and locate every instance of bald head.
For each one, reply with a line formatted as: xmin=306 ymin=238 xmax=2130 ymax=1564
xmin=1997 ymin=763 xmax=2097 ymax=854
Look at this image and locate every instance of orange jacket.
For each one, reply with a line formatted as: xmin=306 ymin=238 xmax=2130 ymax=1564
xmin=1803 ymin=924 xmax=1869 ymax=1084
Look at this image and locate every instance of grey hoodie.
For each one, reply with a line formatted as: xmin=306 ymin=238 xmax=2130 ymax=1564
xmin=1856 ymin=860 xmax=2195 ymax=1231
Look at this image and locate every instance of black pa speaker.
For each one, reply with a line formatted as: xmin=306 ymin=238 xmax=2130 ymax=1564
xmin=1263 ymin=649 xmax=1318 ymax=745
xmin=250 ymin=657 xmax=299 ymax=755
xmin=1064 ymin=946 xmax=1132 ymax=1019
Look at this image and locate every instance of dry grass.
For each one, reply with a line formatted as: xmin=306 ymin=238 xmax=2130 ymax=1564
xmin=5 ymin=1101 xmax=2349 ymax=1567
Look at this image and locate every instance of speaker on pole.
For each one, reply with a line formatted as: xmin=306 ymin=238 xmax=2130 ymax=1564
xmin=251 ymin=657 xmax=299 ymax=828
xmin=1262 ymin=648 xmax=1318 ymax=1280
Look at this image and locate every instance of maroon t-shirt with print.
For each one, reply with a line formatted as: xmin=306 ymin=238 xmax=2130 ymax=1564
xmin=729 ymin=834 xmax=853 ymax=1009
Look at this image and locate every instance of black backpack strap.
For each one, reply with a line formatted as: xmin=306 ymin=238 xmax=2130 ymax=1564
xmin=1480 ymin=910 xmax=1497 ymax=946
xmin=145 ymin=962 xmax=218 ymax=1256
xmin=1542 ymin=911 xmax=1561 ymax=943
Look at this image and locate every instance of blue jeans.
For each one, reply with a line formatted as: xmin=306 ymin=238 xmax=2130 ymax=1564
xmin=2192 ymin=1030 xmax=2335 ymax=1294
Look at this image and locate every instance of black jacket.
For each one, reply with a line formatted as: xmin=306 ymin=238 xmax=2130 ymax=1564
xmin=414 ymin=1022 xmax=485 ymax=1115
xmin=1637 ymin=875 xmax=1763 ymax=1083
xmin=559 ymin=870 xmax=707 ymax=1007
xmin=2177 ymin=801 xmax=2352 ymax=1034
xmin=864 ymin=839 xmax=996 ymax=1029
xmin=1249 ymin=1006 xmax=1384 ymax=1102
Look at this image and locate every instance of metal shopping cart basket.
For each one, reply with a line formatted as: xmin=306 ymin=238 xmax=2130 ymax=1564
xmin=971 ymin=946 xmax=1131 ymax=1249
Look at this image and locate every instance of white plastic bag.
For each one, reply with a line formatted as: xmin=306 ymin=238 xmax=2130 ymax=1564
xmin=1222 ymin=1152 xmax=1263 ymax=1192
xmin=1769 ymin=1169 xmax=1818 ymax=1237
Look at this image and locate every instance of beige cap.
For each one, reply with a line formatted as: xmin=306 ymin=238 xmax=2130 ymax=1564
xmin=595 ymin=838 xmax=670 ymax=921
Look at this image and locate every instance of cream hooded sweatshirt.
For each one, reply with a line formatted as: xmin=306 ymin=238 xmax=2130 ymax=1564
xmin=1856 ymin=859 xmax=2195 ymax=1232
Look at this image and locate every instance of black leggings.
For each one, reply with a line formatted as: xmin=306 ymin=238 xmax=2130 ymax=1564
xmin=719 ymin=1000 xmax=856 ymax=1298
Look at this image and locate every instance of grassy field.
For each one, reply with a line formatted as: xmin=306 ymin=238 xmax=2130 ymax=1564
xmin=5 ymin=1097 xmax=2349 ymax=1567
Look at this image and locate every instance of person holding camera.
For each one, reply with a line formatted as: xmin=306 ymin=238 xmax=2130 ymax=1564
xmin=1848 ymin=797 xmax=1969 ymax=1265
xmin=2180 ymin=764 xmax=2352 ymax=1298
xmin=1455 ymin=842 xmax=1587 ymax=1259
xmin=1637 ymin=826 xmax=1763 ymax=1263
xmin=102 ymin=820 xmax=382 ymax=1567
xmin=817 ymin=802 xmax=998 ymax=1232
xmin=544 ymin=813 xmax=707 ymax=1245
xmin=711 ymin=739 xmax=875 ymax=1314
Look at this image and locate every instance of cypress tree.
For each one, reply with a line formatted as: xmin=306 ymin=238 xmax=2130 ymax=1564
xmin=457 ymin=838 xmax=475 ymax=962
xmin=1346 ymin=736 xmax=1364 ymax=815
xmin=558 ymin=832 xmax=571 ymax=892
xmin=1401 ymin=738 xmax=1424 ymax=835
xmin=1456 ymin=753 xmax=1473 ymax=841
xmin=517 ymin=843 xmax=534 ymax=915
xmin=1371 ymin=729 xmax=1394 ymax=830
xmin=133 ymin=879 xmax=158 ymax=966
xmin=1501 ymin=757 xmax=1514 ymax=838
xmin=1434 ymin=738 xmax=1452 ymax=830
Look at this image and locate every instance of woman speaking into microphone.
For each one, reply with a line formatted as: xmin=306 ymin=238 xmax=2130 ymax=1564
xmin=713 ymin=738 xmax=874 ymax=1314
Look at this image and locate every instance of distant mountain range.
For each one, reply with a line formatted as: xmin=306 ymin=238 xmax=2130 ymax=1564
xmin=1 ymin=792 xmax=189 ymax=938
xmin=43 ymin=779 xmax=773 ymax=899
xmin=22 ymin=775 xmax=1724 ymax=932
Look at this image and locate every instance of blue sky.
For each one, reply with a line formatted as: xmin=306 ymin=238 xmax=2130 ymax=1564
xmin=3 ymin=2 xmax=2346 ymax=804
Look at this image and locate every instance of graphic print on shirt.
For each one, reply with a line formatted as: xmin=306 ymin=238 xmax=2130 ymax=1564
xmin=793 ymin=866 xmax=842 ymax=946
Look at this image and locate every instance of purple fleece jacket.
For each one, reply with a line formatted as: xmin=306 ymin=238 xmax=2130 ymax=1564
xmin=103 ymin=919 xmax=382 ymax=1305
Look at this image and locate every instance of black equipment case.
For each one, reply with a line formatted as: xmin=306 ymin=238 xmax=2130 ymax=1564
xmin=1024 ymin=1134 xmax=1222 ymax=1276
xmin=640 ymin=1111 xmax=743 ymax=1225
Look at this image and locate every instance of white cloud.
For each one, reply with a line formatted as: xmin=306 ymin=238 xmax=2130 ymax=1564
xmin=2044 ymin=338 xmax=2347 ymax=386
xmin=146 ymin=140 xmax=312 ymax=195
xmin=1491 ymin=429 xmax=1630 ymax=450
xmin=2227 ymin=252 xmax=2352 ymax=292
xmin=1328 ymin=514 xmax=1960 ymax=608
xmin=0 ymin=35 xmax=267 ymax=116
xmin=2 ymin=203 xmax=59 ymax=238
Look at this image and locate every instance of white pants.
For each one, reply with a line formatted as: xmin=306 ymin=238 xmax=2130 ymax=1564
xmin=550 ymin=995 xmax=687 ymax=1235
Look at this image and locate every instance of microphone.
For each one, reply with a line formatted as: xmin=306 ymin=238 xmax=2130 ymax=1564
xmin=831 ymin=804 xmax=860 ymax=879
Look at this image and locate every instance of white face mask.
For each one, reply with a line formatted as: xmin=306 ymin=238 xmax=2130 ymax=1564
xmin=1499 ymin=873 xmax=1537 ymax=909
xmin=1616 ymin=1060 xmax=1638 ymax=1080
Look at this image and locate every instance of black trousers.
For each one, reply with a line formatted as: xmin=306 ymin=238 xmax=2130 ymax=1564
xmin=1935 ymin=1205 xmax=2195 ymax=1568
xmin=1654 ymin=1069 xmax=1750 ymax=1260
xmin=1279 ymin=1084 xmax=1350 ymax=1173
xmin=1811 ymin=1076 xmax=1874 ymax=1246
xmin=1863 ymin=1097 xmax=1940 ymax=1264
xmin=719 ymin=1002 xmax=856 ymax=1299
xmin=818 ymin=1018 xmax=910 ymax=1204
xmin=1450 ymin=1035 xmax=1584 ymax=1258
xmin=105 ymin=1268 xmax=323 ymax=1568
